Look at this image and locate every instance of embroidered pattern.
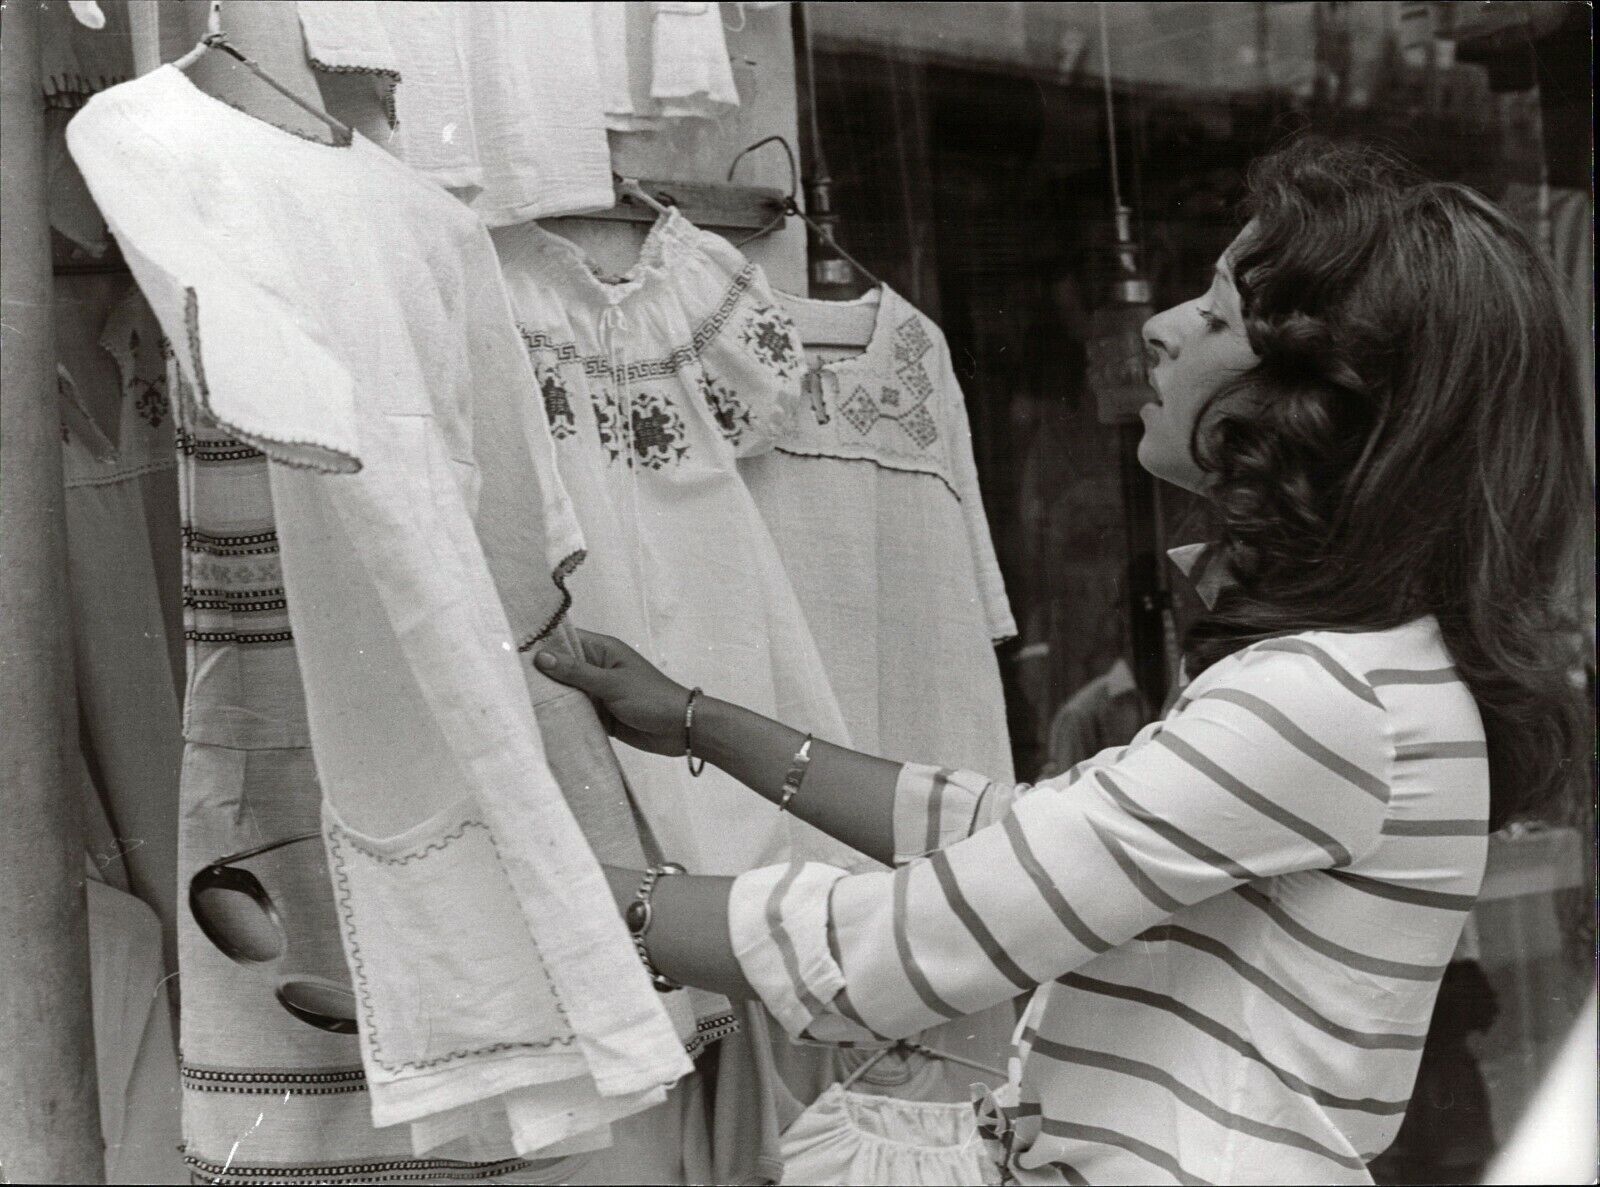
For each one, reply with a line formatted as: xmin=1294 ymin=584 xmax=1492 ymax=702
xmin=742 ymin=305 xmax=799 ymax=379
xmin=701 ymin=376 xmax=753 ymax=445
xmin=538 ymin=370 xmax=577 ymax=440
xmin=839 ymin=385 xmax=939 ymax=450
xmin=185 ymin=1151 xmax=539 ymax=1185
xmin=326 ymin=823 xmax=575 ymax=1074
xmin=629 ymin=390 xmax=690 ymax=470
xmin=182 ymin=1064 xmax=369 ymax=1097
xmin=132 ymin=377 xmax=169 ymax=428
xmin=595 ymin=387 xmax=627 ymax=463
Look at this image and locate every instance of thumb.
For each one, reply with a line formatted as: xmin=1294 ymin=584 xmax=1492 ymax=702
xmin=533 ymin=646 xmax=611 ymax=696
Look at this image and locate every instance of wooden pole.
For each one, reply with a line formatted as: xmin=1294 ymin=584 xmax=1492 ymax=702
xmin=0 ymin=0 xmax=106 ymax=1181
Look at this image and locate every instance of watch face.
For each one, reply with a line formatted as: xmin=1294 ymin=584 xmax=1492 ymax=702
xmin=625 ymin=900 xmax=650 ymax=935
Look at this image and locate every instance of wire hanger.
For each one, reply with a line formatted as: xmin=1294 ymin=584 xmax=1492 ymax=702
xmin=172 ymin=1 xmax=352 ymax=142
xmin=726 ymin=134 xmax=885 ymax=291
xmin=839 ymin=1038 xmax=1007 ymax=1091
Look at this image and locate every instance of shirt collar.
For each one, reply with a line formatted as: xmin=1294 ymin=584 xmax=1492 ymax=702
xmin=1166 ymin=543 xmax=1231 ymax=610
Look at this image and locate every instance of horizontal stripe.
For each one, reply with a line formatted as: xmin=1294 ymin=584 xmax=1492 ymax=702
xmin=1236 ymin=885 xmax=1445 ymax=980
xmin=1136 ymin=925 xmax=1427 ymax=1050
xmin=1085 ymin=813 xmax=1186 ymax=913
xmin=1381 ymin=817 xmax=1488 ymax=837
xmin=768 ymin=863 xmax=827 ymax=1018
xmin=1394 ymin=740 xmax=1487 ymax=760
xmin=1366 ymin=666 xmax=1460 ymax=686
xmin=925 ymin=769 xmax=949 ymax=855
xmin=1255 ymin=639 xmax=1384 ymax=706
xmin=1325 ymin=869 xmax=1478 ymax=912
xmin=1028 ymin=1036 xmax=1369 ymax=1171
xmin=892 ymin=863 xmax=964 ymax=1020
xmin=1003 ymin=810 xmax=1114 ymax=954
xmin=1037 ymin=1119 xmax=1211 ymax=1186
xmin=1057 ymin=973 xmax=1410 ymax=1115
xmin=1196 ymin=688 xmax=1390 ymax=802
xmin=1096 ymin=772 xmax=1261 ymax=881
xmin=928 ymin=849 xmax=1036 ymax=992
xmin=825 ymin=881 xmax=892 ymax=1042
xmin=1153 ymin=731 xmax=1352 ymax=866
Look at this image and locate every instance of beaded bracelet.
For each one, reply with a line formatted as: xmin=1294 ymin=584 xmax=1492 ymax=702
xmin=683 ymin=687 xmax=705 ymax=776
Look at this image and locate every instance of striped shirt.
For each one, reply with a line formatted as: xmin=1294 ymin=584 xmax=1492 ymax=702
xmin=729 ymin=616 xmax=1488 ymax=1184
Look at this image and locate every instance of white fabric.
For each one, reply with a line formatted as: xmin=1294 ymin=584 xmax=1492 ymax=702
xmin=69 ymin=65 xmax=690 ymax=1154
xmin=778 ymin=1084 xmax=995 ymax=1186
xmin=298 ymin=1 xmax=614 ymax=223
xmin=592 ymin=1 xmax=740 ymax=129
xmin=87 ymin=877 xmax=186 ymax=1184
xmin=741 ymin=286 xmax=1015 ymax=780
xmin=648 ymin=2 xmax=740 ymax=119
xmin=493 ymin=210 xmax=857 ymax=876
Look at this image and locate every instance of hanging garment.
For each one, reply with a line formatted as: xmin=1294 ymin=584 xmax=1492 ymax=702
xmin=40 ymin=0 xmax=132 ymax=253
xmin=297 ymin=1 xmax=614 ymax=225
xmin=647 ymin=2 xmax=741 ymax=120
xmin=777 ymin=1084 xmax=994 ymax=1187
xmin=70 ymin=63 xmax=690 ymax=1164
xmin=86 ymin=875 xmax=187 ymax=1184
xmin=591 ymin=2 xmax=741 ymax=130
xmin=57 ymin=283 xmax=184 ymax=989
xmin=741 ymin=287 xmax=1016 ymax=779
xmin=493 ymin=209 xmax=859 ymax=877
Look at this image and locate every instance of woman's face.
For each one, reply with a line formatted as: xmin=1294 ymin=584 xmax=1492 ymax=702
xmin=1138 ymin=228 xmax=1260 ymax=491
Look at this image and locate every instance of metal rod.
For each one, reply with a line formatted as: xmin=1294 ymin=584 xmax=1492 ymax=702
xmin=1096 ymin=2 xmax=1124 ymax=216
xmin=0 ymin=1 xmax=107 ymax=1178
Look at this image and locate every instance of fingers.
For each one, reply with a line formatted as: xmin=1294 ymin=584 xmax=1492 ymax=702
xmin=574 ymin=628 xmax=637 ymax=670
xmin=533 ymin=644 xmax=612 ymax=695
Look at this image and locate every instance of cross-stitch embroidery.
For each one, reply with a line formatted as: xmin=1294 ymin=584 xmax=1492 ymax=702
xmin=539 ymin=370 xmax=577 ymax=440
xmin=741 ymin=306 xmax=799 ymax=380
xmin=701 ymin=376 xmax=754 ymax=445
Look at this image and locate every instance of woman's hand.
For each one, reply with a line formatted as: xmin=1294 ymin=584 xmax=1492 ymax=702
xmin=535 ymin=630 xmax=690 ymax=757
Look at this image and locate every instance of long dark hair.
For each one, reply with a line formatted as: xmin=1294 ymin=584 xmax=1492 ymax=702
xmin=1187 ymin=136 xmax=1588 ymax=829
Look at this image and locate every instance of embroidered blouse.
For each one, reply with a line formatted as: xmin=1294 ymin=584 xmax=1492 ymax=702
xmin=730 ymin=614 xmax=1488 ymax=1185
xmin=493 ymin=209 xmax=860 ymax=879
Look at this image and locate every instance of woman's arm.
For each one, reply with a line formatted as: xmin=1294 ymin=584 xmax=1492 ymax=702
xmin=601 ymin=864 xmax=753 ymax=998
xmin=537 ymin=631 xmax=904 ymax=865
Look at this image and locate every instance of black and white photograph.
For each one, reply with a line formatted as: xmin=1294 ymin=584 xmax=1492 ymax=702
xmin=0 ymin=2 xmax=1593 ymax=1184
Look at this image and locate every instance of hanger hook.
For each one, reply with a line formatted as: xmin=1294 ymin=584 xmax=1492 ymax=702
xmin=727 ymin=134 xmax=798 ymax=205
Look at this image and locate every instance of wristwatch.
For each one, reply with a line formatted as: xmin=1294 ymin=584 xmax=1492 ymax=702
xmin=627 ymin=862 xmax=687 ymax=992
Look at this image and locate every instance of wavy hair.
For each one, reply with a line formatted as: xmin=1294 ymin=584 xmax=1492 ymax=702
xmin=1186 ymin=136 xmax=1589 ymax=829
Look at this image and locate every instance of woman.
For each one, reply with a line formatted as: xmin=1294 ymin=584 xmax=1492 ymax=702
xmin=534 ymin=138 xmax=1586 ymax=1184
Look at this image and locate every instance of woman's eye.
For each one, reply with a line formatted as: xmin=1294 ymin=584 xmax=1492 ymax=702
xmin=1197 ymin=308 xmax=1226 ymax=330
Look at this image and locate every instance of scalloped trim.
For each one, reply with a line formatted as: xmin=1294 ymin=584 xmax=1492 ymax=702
xmin=517 ymin=549 xmax=586 ymax=653
xmin=306 ymin=57 xmax=401 ymax=129
xmin=183 ymin=288 xmax=361 ymax=473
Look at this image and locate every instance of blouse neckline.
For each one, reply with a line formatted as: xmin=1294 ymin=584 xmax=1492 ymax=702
xmin=523 ymin=208 xmax=689 ymax=305
xmin=159 ymin=63 xmax=356 ymax=150
xmin=776 ymin=286 xmax=898 ymax=381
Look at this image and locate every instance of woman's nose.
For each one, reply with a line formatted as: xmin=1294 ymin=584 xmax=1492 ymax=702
xmin=1142 ymin=310 xmax=1177 ymax=362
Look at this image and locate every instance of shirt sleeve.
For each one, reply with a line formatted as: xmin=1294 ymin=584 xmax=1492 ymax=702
xmin=729 ymin=642 xmax=1393 ymax=1042
xmin=684 ymin=232 xmax=805 ymax=458
xmin=66 ymin=99 xmax=361 ymax=473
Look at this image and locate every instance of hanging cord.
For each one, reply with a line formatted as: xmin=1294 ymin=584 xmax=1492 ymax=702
xmin=1097 ymin=1 xmax=1124 ymax=217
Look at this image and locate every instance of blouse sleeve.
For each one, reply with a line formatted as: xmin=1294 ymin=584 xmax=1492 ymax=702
xmin=684 ymin=233 xmax=805 ymax=457
xmin=939 ymin=339 xmax=1017 ymax=643
xmin=66 ymin=99 xmax=361 ymax=474
xmin=729 ymin=642 xmax=1393 ymax=1042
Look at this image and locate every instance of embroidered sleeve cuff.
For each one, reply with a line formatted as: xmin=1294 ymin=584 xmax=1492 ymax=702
xmin=893 ymin=764 xmax=995 ymax=863
xmin=728 ymin=862 xmax=848 ymax=1039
